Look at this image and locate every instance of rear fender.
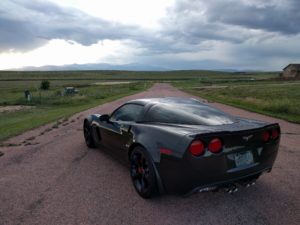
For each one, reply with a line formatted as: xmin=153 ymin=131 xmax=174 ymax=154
xmin=130 ymin=130 xmax=191 ymax=195
xmin=132 ymin=128 xmax=191 ymax=163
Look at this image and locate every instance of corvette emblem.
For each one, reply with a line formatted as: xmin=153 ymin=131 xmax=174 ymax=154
xmin=243 ymin=134 xmax=254 ymax=141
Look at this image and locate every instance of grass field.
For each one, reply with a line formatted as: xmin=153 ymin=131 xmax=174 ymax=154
xmin=0 ymin=80 xmax=150 ymax=142
xmin=0 ymin=70 xmax=276 ymax=82
xmin=174 ymin=80 xmax=300 ymax=123
xmin=1 ymin=69 xmax=299 ymax=142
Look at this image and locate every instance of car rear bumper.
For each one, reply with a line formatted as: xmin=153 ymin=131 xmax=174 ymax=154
xmin=157 ymin=140 xmax=279 ymax=194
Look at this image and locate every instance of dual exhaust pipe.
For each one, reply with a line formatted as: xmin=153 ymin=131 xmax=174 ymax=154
xmin=225 ymin=180 xmax=256 ymax=194
xmin=244 ymin=181 xmax=256 ymax=188
xmin=197 ymin=180 xmax=256 ymax=194
xmin=225 ymin=184 xmax=238 ymax=194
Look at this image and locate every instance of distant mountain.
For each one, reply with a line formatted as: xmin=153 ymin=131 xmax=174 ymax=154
xmin=10 ymin=62 xmax=268 ymax=72
xmin=18 ymin=63 xmax=171 ymax=71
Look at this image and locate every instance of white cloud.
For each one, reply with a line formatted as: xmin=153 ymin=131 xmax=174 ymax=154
xmin=0 ymin=39 xmax=144 ymax=69
xmin=50 ymin=0 xmax=175 ymax=28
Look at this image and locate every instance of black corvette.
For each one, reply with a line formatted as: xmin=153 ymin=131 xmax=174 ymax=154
xmin=83 ymin=97 xmax=280 ymax=198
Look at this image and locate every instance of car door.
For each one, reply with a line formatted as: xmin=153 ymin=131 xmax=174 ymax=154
xmin=99 ymin=103 xmax=144 ymax=159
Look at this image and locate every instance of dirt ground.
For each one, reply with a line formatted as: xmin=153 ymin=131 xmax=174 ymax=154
xmin=0 ymin=105 xmax=34 ymax=113
xmin=93 ymin=81 xmax=134 ymax=85
xmin=0 ymin=83 xmax=299 ymax=225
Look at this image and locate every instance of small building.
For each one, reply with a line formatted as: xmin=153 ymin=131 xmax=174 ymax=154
xmin=282 ymin=64 xmax=300 ymax=78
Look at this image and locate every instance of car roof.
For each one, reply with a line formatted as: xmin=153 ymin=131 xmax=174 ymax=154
xmin=127 ymin=97 xmax=236 ymax=125
xmin=127 ymin=97 xmax=206 ymax=106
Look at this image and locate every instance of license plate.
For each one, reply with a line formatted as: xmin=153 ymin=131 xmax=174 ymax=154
xmin=234 ymin=151 xmax=254 ymax=167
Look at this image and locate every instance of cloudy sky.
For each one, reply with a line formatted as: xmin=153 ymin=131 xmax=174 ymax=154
xmin=0 ymin=0 xmax=300 ymax=70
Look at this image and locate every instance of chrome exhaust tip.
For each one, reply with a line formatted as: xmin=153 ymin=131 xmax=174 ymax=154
xmin=198 ymin=186 xmax=217 ymax=193
xmin=225 ymin=184 xmax=238 ymax=194
xmin=241 ymin=179 xmax=257 ymax=188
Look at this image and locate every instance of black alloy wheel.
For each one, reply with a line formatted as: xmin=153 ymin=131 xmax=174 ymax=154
xmin=83 ymin=121 xmax=95 ymax=148
xmin=130 ymin=146 xmax=157 ymax=198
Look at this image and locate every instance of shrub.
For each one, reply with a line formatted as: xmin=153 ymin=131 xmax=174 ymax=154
xmin=40 ymin=80 xmax=50 ymax=90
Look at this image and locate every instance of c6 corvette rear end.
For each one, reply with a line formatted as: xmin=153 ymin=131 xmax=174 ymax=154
xmin=158 ymin=125 xmax=280 ymax=194
xmin=83 ymin=97 xmax=281 ymax=198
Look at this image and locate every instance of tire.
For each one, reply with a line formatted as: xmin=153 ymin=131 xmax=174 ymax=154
xmin=83 ymin=120 xmax=96 ymax=148
xmin=130 ymin=146 xmax=158 ymax=198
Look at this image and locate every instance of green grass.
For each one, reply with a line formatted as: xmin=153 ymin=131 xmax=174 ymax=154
xmin=0 ymin=70 xmax=278 ymax=83
xmin=174 ymin=81 xmax=300 ymax=123
xmin=0 ymin=82 xmax=150 ymax=142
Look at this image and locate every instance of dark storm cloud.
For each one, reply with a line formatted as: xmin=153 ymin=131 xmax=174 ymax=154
xmin=162 ymin=0 xmax=300 ymax=44
xmin=160 ymin=0 xmax=254 ymax=47
xmin=1 ymin=0 xmax=299 ymax=53
xmin=205 ymin=0 xmax=300 ymax=35
xmin=147 ymin=0 xmax=300 ymax=70
xmin=0 ymin=0 xmax=138 ymax=52
xmin=0 ymin=18 xmax=48 ymax=51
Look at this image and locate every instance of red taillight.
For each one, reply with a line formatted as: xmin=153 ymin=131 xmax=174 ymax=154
xmin=208 ymin=138 xmax=223 ymax=153
xmin=189 ymin=140 xmax=205 ymax=156
xmin=263 ymin=131 xmax=270 ymax=142
xmin=271 ymin=129 xmax=280 ymax=140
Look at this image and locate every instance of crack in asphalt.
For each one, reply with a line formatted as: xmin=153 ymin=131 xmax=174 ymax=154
xmin=1 ymin=124 xmax=81 ymax=169
xmin=15 ymin=149 xmax=90 ymax=225
xmin=17 ymin=194 xmax=47 ymax=225
xmin=72 ymin=150 xmax=89 ymax=163
xmin=26 ymin=196 xmax=45 ymax=213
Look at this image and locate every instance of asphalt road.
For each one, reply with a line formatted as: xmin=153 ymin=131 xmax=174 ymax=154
xmin=0 ymin=83 xmax=299 ymax=225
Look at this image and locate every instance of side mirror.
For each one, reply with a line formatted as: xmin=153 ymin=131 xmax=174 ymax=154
xmin=99 ymin=114 xmax=110 ymax=122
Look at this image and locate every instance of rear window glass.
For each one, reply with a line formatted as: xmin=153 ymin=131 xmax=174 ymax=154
xmin=146 ymin=103 xmax=235 ymax=125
